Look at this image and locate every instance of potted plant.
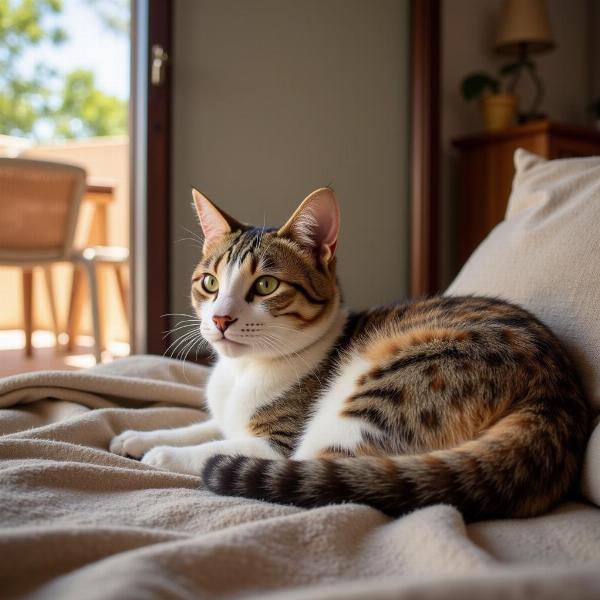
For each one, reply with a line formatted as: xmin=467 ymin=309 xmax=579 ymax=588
xmin=461 ymin=70 xmax=517 ymax=132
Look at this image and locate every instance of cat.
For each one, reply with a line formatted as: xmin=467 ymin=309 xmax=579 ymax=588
xmin=110 ymin=187 xmax=589 ymax=521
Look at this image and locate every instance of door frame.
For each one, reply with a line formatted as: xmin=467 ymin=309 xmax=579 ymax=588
xmin=409 ymin=0 xmax=441 ymax=297
xmin=131 ymin=0 xmax=173 ymax=355
xmin=134 ymin=0 xmax=440 ymax=355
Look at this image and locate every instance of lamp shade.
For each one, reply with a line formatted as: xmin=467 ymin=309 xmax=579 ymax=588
xmin=495 ymin=0 xmax=555 ymax=55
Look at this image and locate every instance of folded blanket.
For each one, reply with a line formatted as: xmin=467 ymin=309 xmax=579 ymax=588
xmin=1 ymin=355 xmax=599 ymax=599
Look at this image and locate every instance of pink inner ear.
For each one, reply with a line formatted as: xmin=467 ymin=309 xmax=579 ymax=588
xmin=312 ymin=191 xmax=340 ymax=246
xmin=304 ymin=189 xmax=340 ymax=260
xmin=192 ymin=189 xmax=231 ymax=248
xmin=279 ymin=188 xmax=340 ymax=262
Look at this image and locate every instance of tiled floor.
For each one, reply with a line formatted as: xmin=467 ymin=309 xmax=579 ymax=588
xmin=0 ymin=330 xmax=130 ymax=378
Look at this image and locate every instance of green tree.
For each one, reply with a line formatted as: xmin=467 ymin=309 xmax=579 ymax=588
xmin=85 ymin=0 xmax=129 ymax=36
xmin=0 ymin=0 xmax=128 ymax=140
xmin=53 ymin=69 xmax=127 ymax=138
xmin=0 ymin=0 xmax=66 ymax=137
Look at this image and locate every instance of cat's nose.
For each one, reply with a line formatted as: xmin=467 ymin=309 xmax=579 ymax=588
xmin=213 ymin=315 xmax=237 ymax=332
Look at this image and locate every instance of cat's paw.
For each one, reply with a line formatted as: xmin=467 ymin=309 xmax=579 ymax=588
xmin=110 ymin=430 xmax=157 ymax=459
xmin=141 ymin=446 xmax=201 ymax=475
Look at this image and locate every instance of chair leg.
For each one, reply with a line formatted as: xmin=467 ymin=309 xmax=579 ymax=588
xmin=84 ymin=261 xmax=103 ymax=364
xmin=43 ymin=265 xmax=61 ymax=353
xmin=114 ymin=265 xmax=130 ymax=336
xmin=22 ymin=268 xmax=34 ymax=358
xmin=66 ymin=265 xmax=86 ymax=352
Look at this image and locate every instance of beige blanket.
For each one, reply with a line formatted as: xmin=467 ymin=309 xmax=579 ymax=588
xmin=1 ymin=355 xmax=600 ymax=599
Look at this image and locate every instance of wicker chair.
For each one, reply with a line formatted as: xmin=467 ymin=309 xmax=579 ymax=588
xmin=0 ymin=157 xmax=129 ymax=363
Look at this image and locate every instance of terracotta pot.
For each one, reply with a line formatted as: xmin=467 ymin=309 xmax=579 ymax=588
xmin=479 ymin=94 xmax=517 ymax=132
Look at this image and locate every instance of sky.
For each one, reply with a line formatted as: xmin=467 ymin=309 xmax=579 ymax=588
xmin=21 ymin=0 xmax=130 ymax=100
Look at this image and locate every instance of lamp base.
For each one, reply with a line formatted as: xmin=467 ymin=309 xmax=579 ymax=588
xmin=518 ymin=112 xmax=547 ymax=124
xmin=507 ymin=43 xmax=546 ymax=126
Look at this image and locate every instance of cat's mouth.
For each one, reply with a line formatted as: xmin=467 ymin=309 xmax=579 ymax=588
xmin=212 ymin=334 xmax=251 ymax=357
xmin=214 ymin=335 xmax=248 ymax=348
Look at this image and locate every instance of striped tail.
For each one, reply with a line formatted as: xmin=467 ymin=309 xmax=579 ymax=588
xmin=202 ymin=409 xmax=587 ymax=521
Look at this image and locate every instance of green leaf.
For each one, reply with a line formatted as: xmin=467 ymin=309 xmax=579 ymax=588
xmin=0 ymin=0 xmax=128 ymax=140
xmin=460 ymin=73 xmax=500 ymax=101
xmin=50 ymin=26 xmax=67 ymax=44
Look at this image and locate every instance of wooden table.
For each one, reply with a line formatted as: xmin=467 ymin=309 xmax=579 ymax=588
xmin=66 ymin=181 xmax=128 ymax=353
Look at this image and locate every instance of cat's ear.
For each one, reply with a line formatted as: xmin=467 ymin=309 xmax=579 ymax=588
xmin=192 ymin=188 xmax=242 ymax=251
xmin=278 ymin=187 xmax=340 ymax=264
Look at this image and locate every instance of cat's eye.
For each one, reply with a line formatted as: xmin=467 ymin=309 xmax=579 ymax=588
xmin=201 ymin=274 xmax=219 ymax=293
xmin=254 ymin=276 xmax=279 ymax=296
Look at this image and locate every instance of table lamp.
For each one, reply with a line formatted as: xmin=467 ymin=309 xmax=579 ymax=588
xmin=495 ymin=0 xmax=555 ymax=122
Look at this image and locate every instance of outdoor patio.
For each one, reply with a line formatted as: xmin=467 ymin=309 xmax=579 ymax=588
xmin=0 ymin=135 xmax=130 ymax=373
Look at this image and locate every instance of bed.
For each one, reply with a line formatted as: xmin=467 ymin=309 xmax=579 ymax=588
xmin=1 ymin=150 xmax=599 ymax=599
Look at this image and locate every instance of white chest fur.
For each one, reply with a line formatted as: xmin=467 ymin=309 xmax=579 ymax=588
xmin=205 ymin=311 xmax=348 ymax=441
xmin=206 ymin=357 xmax=302 ymax=438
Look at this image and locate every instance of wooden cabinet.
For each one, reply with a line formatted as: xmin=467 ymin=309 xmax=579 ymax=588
xmin=452 ymin=120 xmax=600 ymax=267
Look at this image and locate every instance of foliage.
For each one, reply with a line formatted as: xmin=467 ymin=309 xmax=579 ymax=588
xmin=85 ymin=0 xmax=129 ymax=35
xmin=53 ymin=69 xmax=127 ymax=138
xmin=0 ymin=0 xmax=66 ymax=136
xmin=0 ymin=0 xmax=128 ymax=140
xmin=460 ymin=59 xmax=537 ymax=102
xmin=460 ymin=73 xmax=500 ymax=101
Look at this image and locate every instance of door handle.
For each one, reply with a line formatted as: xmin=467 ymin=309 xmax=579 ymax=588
xmin=151 ymin=44 xmax=169 ymax=86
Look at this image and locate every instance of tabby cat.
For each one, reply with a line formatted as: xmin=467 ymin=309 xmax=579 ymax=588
xmin=111 ymin=187 xmax=589 ymax=521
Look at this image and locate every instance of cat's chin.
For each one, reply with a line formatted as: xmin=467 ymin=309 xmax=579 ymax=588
xmin=211 ymin=337 xmax=252 ymax=358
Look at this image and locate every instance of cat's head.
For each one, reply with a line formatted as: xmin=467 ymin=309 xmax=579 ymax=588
xmin=191 ymin=187 xmax=341 ymax=359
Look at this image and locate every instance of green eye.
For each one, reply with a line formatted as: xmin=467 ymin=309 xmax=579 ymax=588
xmin=254 ymin=275 xmax=279 ymax=296
xmin=201 ymin=274 xmax=219 ymax=293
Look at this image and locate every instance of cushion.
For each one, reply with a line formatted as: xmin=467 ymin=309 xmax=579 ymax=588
xmin=446 ymin=148 xmax=600 ymax=505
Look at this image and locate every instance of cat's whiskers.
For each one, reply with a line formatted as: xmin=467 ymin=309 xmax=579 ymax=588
xmin=174 ymin=237 xmax=204 ymax=248
xmin=165 ymin=318 xmax=202 ymax=328
xmin=175 ymin=336 xmax=196 ymax=381
xmin=176 ymin=327 xmax=209 ymax=357
xmin=179 ymin=225 xmax=205 ymax=245
xmin=163 ymin=317 xmax=201 ymax=327
xmin=164 ymin=329 xmax=202 ymax=360
xmin=259 ymin=333 xmax=304 ymax=388
xmin=175 ymin=329 xmax=208 ymax=354
xmin=161 ymin=313 xmax=202 ymax=338
xmin=166 ymin=319 xmax=202 ymax=328
xmin=264 ymin=327 xmax=322 ymax=385
xmin=163 ymin=321 xmax=202 ymax=339
xmin=257 ymin=334 xmax=299 ymax=378
xmin=177 ymin=331 xmax=209 ymax=383
xmin=166 ymin=333 xmax=199 ymax=363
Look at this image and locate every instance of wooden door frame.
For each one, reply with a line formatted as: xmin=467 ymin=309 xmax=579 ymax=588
xmin=131 ymin=0 xmax=173 ymax=355
xmin=135 ymin=0 xmax=440 ymax=354
xmin=409 ymin=0 xmax=441 ymax=297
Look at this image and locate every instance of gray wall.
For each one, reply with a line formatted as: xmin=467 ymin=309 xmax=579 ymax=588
xmin=440 ymin=0 xmax=597 ymax=288
xmin=171 ymin=0 xmax=410 ymax=320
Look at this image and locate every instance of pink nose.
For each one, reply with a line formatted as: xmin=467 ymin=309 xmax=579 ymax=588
xmin=213 ymin=315 xmax=237 ymax=332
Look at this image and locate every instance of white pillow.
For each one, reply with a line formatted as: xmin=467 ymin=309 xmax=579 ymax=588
xmin=446 ymin=148 xmax=600 ymax=505
xmin=448 ymin=148 xmax=600 ymax=413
